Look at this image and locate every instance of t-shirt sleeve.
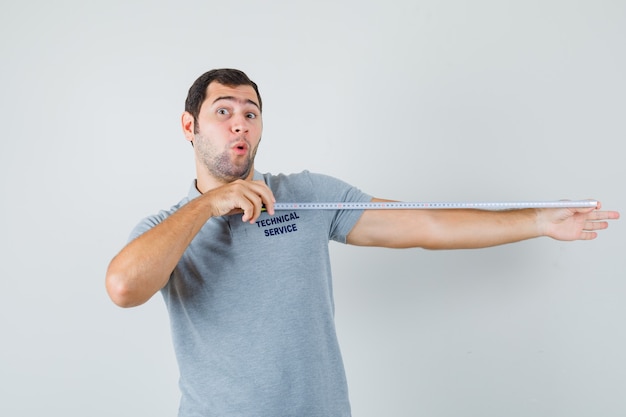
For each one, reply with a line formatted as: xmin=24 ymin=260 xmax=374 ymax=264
xmin=127 ymin=198 xmax=190 ymax=243
xmin=128 ymin=215 xmax=162 ymax=242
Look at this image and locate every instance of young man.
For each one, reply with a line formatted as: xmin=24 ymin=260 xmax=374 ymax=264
xmin=106 ymin=68 xmax=619 ymax=416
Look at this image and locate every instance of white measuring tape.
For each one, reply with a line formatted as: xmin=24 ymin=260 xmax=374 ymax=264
xmin=271 ymin=200 xmax=598 ymax=211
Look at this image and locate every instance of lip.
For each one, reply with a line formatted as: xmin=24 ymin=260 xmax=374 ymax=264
xmin=231 ymin=141 xmax=249 ymax=156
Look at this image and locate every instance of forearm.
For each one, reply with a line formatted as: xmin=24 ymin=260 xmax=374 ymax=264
xmin=106 ymin=179 xmax=276 ymax=307
xmin=416 ymin=208 xmax=542 ymax=249
xmin=105 ymin=195 xmax=216 ymax=307
xmin=348 ymin=206 xmax=543 ymax=249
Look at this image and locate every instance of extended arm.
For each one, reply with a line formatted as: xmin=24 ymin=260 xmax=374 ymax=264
xmin=346 ymin=198 xmax=619 ymax=249
xmin=105 ymin=180 xmax=275 ymax=307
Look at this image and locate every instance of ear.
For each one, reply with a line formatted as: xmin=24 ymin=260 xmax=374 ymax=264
xmin=181 ymin=112 xmax=195 ymax=143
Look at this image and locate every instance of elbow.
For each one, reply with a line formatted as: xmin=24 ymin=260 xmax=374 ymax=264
xmin=105 ymin=265 xmax=146 ymax=308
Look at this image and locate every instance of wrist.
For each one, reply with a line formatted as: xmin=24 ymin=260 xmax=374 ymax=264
xmin=533 ymin=208 xmax=550 ymax=238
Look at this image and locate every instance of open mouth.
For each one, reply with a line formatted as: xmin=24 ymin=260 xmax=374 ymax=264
xmin=232 ymin=141 xmax=249 ymax=155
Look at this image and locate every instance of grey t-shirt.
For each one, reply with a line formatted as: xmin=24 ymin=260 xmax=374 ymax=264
xmin=130 ymin=170 xmax=372 ymax=417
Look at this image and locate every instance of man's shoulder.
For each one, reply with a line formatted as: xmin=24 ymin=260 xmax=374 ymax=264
xmin=128 ymin=183 xmax=197 ymax=241
xmin=258 ymin=170 xmax=342 ymax=187
xmin=258 ymin=170 xmax=367 ymax=207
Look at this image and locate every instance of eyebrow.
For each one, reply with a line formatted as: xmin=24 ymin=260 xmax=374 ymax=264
xmin=212 ymin=96 xmax=261 ymax=111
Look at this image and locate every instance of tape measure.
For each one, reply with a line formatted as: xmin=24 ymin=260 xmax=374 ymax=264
xmin=270 ymin=200 xmax=598 ymax=211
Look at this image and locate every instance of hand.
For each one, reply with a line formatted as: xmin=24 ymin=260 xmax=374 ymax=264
xmin=203 ymin=179 xmax=276 ymax=223
xmin=539 ymin=201 xmax=620 ymax=241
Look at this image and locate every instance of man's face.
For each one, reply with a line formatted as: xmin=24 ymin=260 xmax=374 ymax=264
xmin=189 ymin=82 xmax=263 ymax=183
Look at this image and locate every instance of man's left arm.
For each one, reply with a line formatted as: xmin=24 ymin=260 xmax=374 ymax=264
xmin=346 ymin=198 xmax=620 ymax=249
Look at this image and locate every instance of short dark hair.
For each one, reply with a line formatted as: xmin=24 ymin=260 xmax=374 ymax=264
xmin=184 ymin=68 xmax=262 ymax=125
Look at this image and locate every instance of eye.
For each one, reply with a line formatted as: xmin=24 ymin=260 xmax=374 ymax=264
xmin=217 ymin=108 xmax=230 ymax=116
xmin=246 ymin=112 xmax=257 ymax=119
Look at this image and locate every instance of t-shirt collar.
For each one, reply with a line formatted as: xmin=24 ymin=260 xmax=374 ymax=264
xmin=188 ymin=170 xmax=263 ymax=199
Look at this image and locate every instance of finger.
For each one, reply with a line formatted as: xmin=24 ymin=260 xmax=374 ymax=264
xmin=250 ymin=180 xmax=276 ymax=216
xmin=600 ymin=210 xmax=621 ymax=220
xmin=569 ymin=200 xmax=603 ymax=216
xmin=583 ymin=211 xmax=603 ymax=221
xmin=242 ymin=182 xmax=276 ymax=223
xmin=583 ymin=220 xmax=609 ymax=231
xmin=237 ymin=197 xmax=255 ymax=223
xmin=213 ymin=180 xmax=275 ymax=223
xmin=240 ymin=191 xmax=264 ymax=223
xmin=586 ymin=210 xmax=620 ymax=221
xmin=578 ymin=231 xmax=599 ymax=241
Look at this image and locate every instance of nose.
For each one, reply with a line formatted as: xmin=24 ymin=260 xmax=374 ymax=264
xmin=231 ymin=114 xmax=249 ymax=134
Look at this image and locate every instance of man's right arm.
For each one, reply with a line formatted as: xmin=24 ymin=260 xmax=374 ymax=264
xmin=105 ymin=180 xmax=275 ymax=308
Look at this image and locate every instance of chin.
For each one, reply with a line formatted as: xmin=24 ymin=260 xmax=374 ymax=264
xmin=222 ymin=167 xmax=253 ymax=183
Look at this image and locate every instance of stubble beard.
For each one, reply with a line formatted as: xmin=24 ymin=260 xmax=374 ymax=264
xmin=194 ymin=132 xmax=259 ymax=183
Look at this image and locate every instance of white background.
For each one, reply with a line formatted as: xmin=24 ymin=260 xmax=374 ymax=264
xmin=1 ymin=1 xmax=624 ymax=416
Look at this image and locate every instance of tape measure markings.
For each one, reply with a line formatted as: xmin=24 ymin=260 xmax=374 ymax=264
xmin=269 ymin=200 xmax=598 ymax=211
